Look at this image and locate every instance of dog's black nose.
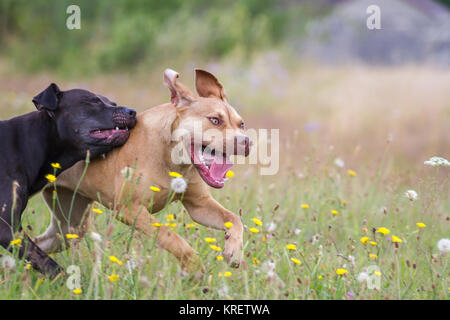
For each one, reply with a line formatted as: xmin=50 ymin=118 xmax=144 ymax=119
xmin=123 ymin=107 xmax=136 ymax=118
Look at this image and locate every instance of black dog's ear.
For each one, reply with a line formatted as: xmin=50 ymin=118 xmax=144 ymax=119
xmin=32 ymin=83 xmax=61 ymax=111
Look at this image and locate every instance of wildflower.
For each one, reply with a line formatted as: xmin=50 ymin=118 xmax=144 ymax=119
xmin=225 ymin=170 xmax=234 ymax=178
xmin=369 ymin=254 xmax=378 ymax=259
xmin=216 ymin=256 xmax=224 ymax=261
xmin=72 ymin=289 xmax=82 ymax=295
xmin=336 ymin=268 xmax=348 ymax=275
xmin=342 ymin=200 xmax=348 ymax=206
xmin=210 ymin=245 xmax=222 ymax=252
xmin=424 ymin=156 xmax=450 ymax=167
xmin=347 ymin=170 xmax=357 ymax=177
xmin=347 ymin=291 xmax=355 ymax=300
xmin=169 ymin=171 xmax=183 ymax=178
xmin=166 ymin=214 xmax=175 ymax=222
xmin=224 ymin=222 xmax=233 ymax=229
xmin=416 ymin=222 xmax=426 ymax=228
xmin=294 ymin=228 xmax=301 ymax=235
xmin=120 ymin=166 xmax=134 ymax=180
xmin=334 ymin=158 xmax=345 ymax=168
xmin=45 ymin=174 xmax=56 ymax=183
xmin=317 ymin=275 xmax=323 ymax=280
xmin=126 ymin=259 xmax=137 ymax=272
xmin=286 ymin=244 xmax=297 ymax=250
xmin=25 ymin=263 xmax=32 ymax=270
xmin=65 ymin=234 xmax=79 ymax=239
xmin=267 ymin=221 xmax=277 ymax=232
xmin=90 ymin=232 xmax=102 ymax=243
xmin=360 ymin=237 xmax=370 ymax=244
xmin=109 ymin=255 xmax=124 ymax=266
xmin=374 ymin=271 xmax=382 ymax=276
xmin=376 ymin=227 xmax=390 ymax=235
xmin=10 ymin=238 xmax=22 ymax=247
xmin=391 ymin=235 xmax=402 ymax=243
xmin=252 ymin=218 xmax=263 ymax=226
xmin=223 ymin=271 xmax=232 ymax=277
xmin=171 ymin=177 xmax=187 ymax=193
xmin=301 ymin=204 xmax=309 ymax=209
xmin=51 ymin=162 xmax=61 ymax=169
xmin=92 ymin=208 xmax=103 ymax=214
xmin=185 ymin=223 xmax=195 ymax=229
xmin=369 ymin=241 xmax=377 ymax=246
xmin=331 ymin=210 xmax=339 ymax=215
xmin=252 ymin=257 xmax=261 ymax=265
xmin=290 ymin=258 xmax=301 ymax=265
xmin=166 ymin=223 xmax=177 ymax=228
xmin=204 ymin=237 xmax=216 ymax=243
xmin=108 ymin=274 xmax=119 ymax=282
xmin=149 ymin=186 xmax=161 ymax=192
xmin=437 ymin=239 xmax=450 ymax=253
xmin=249 ymin=228 xmax=259 ymax=233
xmin=357 ymin=272 xmax=369 ymax=283
xmin=152 ymin=222 xmax=162 ymax=227
xmin=0 ymin=255 xmax=16 ymax=271
xmin=405 ymin=190 xmax=418 ymax=201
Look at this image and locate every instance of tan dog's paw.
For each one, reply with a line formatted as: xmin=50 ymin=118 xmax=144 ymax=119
xmin=223 ymin=236 xmax=243 ymax=268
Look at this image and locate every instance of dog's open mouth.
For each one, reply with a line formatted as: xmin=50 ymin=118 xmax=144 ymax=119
xmin=89 ymin=126 xmax=130 ymax=144
xmin=190 ymin=140 xmax=233 ymax=188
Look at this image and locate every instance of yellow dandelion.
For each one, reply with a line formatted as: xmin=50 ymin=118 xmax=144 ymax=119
xmin=185 ymin=223 xmax=195 ymax=229
xmin=65 ymin=234 xmax=79 ymax=239
xmin=225 ymin=170 xmax=234 ymax=178
xmin=152 ymin=222 xmax=162 ymax=227
xmin=249 ymin=228 xmax=259 ymax=233
xmin=290 ymin=257 xmax=301 ymax=265
xmin=218 ymin=272 xmax=223 ymax=277
xmin=224 ymin=221 xmax=233 ymax=229
xmin=331 ymin=210 xmax=339 ymax=215
xmin=301 ymin=204 xmax=309 ymax=209
xmin=216 ymin=256 xmax=224 ymax=261
xmin=416 ymin=222 xmax=426 ymax=228
xmin=166 ymin=214 xmax=175 ymax=222
xmin=317 ymin=275 xmax=323 ymax=280
xmin=51 ymin=162 xmax=61 ymax=169
xmin=336 ymin=268 xmax=348 ymax=275
xmin=224 ymin=271 xmax=232 ymax=277
xmin=370 ymin=241 xmax=377 ymax=246
xmin=166 ymin=223 xmax=177 ymax=228
xmin=169 ymin=171 xmax=183 ymax=178
xmin=25 ymin=263 xmax=32 ymax=270
xmin=392 ymin=235 xmax=403 ymax=243
xmin=360 ymin=237 xmax=370 ymax=245
xmin=204 ymin=237 xmax=216 ymax=243
xmin=362 ymin=227 xmax=368 ymax=233
xmin=45 ymin=174 xmax=56 ymax=183
xmin=10 ymin=238 xmax=22 ymax=247
xmin=252 ymin=257 xmax=261 ymax=265
xmin=376 ymin=227 xmax=390 ymax=235
xmin=72 ymin=288 xmax=82 ymax=295
xmin=369 ymin=253 xmax=378 ymax=259
xmin=347 ymin=170 xmax=357 ymax=177
xmin=109 ymin=256 xmax=123 ymax=266
xmin=252 ymin=218 xmax=263 ymax=226
xmin=108 ymin=274 xmax=119 ymax=282
xmin=374 ymin=271 xmax=382 ymax=276
xmin=149 ymin=186 xmax=161 ymax=192
xmin=210 ymin=245 xmax=222 ymax=252
xmin=342 ymin=200 xmax=348 ymax=206
xmin=92 ymin=208 xmax=103 ymax=214
xmin=286 ymin=244 xmax=297 ymax=250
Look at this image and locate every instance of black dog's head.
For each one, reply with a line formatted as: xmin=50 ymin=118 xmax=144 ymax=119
xmin=32 ymin=83 xmax=137 ymax=158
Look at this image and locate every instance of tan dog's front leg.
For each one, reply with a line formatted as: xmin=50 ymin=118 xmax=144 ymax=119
xmin=117 ymin=204 xmax=202 ymax=274
xmin=183 ymin=195 xmax=243 ymax=267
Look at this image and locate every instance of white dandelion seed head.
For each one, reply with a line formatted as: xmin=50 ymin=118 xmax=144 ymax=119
xmin=171 ymin=177 xmax=187 ymax=194
xmin=437 ymin=238 xmax=450 ymax=253
xmin=1 ymin=255 xmax=16 ymax=271
xmin=267 ymin=221 xmax=277 ymax=233
xmin=90 ymin=232 xmax=102 ymax=243
xmin=120 ymin=166 xmax=134 ymax=181
xmin=405 ymin=190 xmax=418 ymax=201
xmin=357 ymin=272 xmax=369 ymax=283
xmin=334 ymin=158 xmax=345 ymax=168
xmin=424 ymin=156 xmax=450 ymax=167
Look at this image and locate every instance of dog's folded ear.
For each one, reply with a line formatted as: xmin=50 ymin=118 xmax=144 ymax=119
xmin=164 ymin=69 xmax=195 ymax=107
xmin=32 ymin=83 xmax=61 ymax=111
xmin=195 ymin=69 xmax=228 ymax=102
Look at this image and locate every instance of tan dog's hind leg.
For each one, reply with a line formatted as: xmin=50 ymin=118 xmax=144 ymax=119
xmin=116 ymin=204 xmax=203 ymax=275
xmin=183 ymin=195 xmax=243 ymax=267
xmin=35 ymin=186 xmax=93 ymax=253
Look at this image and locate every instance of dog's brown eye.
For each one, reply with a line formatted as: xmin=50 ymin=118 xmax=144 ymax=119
xmin=208 ymin=117 xmax=221 ymax=125
xmin=240 ymin=122 xmax=245 ymax=129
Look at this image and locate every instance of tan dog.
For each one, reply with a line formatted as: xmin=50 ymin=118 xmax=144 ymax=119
xmin=35 ymin=69 xmax=251 ymax=272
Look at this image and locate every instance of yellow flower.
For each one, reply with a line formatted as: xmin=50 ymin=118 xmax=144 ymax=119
xmin=169 ymin=171 xmax=183 ymax=178
xmin=51 ymin=162 xmax=61 ymax=169
xmin=347 ymin=170 xmax=357 ymax=177
xmin=25 ymin=263 xmax=32 ymax=270
xmin=376 ymin=227 xmax=390 ymax=235
xmin=166 ymin=223 xmax=177 ymax=228
xmin=252 ymin=257 xmax=261 ymax=265
xmin=166 ymin=214 xmax=175 ymax=222
xmin=45 ymin=174 xmax=56 ymax=183
xmin=360 ymin=237 xmax=370 ymax=244
xmin=374 ymin=271 xmax=382 ymax=276
xmin=224 ymin=222 xmax=233 ymax=229
xmin=185 ymin=223 xmax=195 ymax=229
xmin=252 ymin=218 xmax=263 ymax=226
xmin=301 ymin=204 xmax=309 ymax=209
xmin=336 ymin=268 xmax=348 ymax=275
xmin=204 ymin=237 xmax=216 ymax=243
xmin=331 ymin=210 xmax=339 ymax=215
xmin=224 ymin=271 xmax=232 ymax=277
xmin=108 ymin=274 xmax=119 ymax=282
xmin=210 ymin=245 xmax=222 ymax=252
xmin=286 ymin=244 xmax=297 ymax=250
xmin=416 ymin=222 xmax=426 ymax=228
xmin=149 ymin=186 xmax=161 ymax=192
xmin=65 ymin=234 xmax=79 ymax=239
xmin=392 ymin=235 xmax=403 ymax=243
xmin=216 ymin=256 xmax=224 ymax=261
xmin=249 ymin=228 xmax=259 ymax=233
xmin=152 ymin=222 xmax=162 ymax=227
xmin=92 ymin=208 xmax=103 ymax=214
xmin=225 ymin=170 xmax=234 ymax=178
xmin=317 ymin=275 xmax=323 ymax=280
xmin=10 ymin=238 xmax=22 ymax=247
xmin=370 ymin=241 xmax=377 ymax=246
xmin=342 ymin=200 xmax=348 ymax=206
xmin=218 ymin=272 xmax=223 ymax=277
xmin=72 ymin=288 xmax=82 ymax=295
xmin=290 ymin=257 xmax=301 ymax=265
xmin=109 ymin=255 xmax=123 ymax=266
xmin=369 ymin=253 xmax=378 ymax=259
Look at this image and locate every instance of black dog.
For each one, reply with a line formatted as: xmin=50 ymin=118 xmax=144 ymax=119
xmin=0 ymin=83 xmax=136 ymax=277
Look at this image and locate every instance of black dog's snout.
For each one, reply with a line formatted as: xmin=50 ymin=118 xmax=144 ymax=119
xmin=124 ymin=107 xmax=136 ymax=117
xmin=112 ymin=107 xmax=137 ymax=128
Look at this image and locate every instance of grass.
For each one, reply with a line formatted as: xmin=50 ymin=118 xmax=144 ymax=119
xmin=0 ymin=63 xmax=449 ymax=300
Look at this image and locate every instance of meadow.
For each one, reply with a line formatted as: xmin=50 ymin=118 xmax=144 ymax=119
xmin=0 ymin=60 xmax=449 ymax=300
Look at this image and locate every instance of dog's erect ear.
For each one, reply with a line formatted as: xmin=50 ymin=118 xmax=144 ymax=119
xmin=195 ymin=69 xmax=228 ymax=102
xmin=32 ymin=83 xmax=61 ymax=111
xmin=164 ymin=69 xmax=195 ymax=107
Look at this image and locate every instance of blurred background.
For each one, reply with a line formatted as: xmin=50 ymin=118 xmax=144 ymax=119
xmin=0 ymin=0 xmax=449 ymax=180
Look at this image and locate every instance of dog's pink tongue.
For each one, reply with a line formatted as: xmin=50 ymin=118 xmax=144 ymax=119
xmin=209 ymin=159 xmax=233 ymax=180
